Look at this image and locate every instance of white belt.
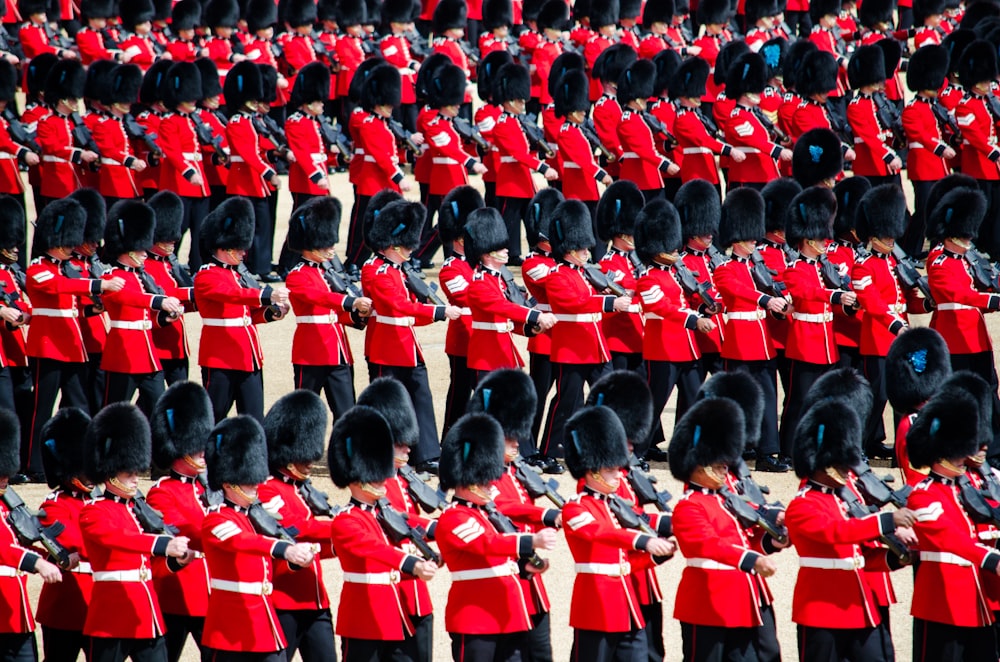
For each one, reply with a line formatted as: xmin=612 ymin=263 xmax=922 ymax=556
xmin=799 ymin=556 xmax=865 ymax=570
xmin=683 ymin=147 xmax=713 ymax=154
xmin=535 ymin=303 xmax=551 ymax=312
xmin=792 ymin=312 xmax=833 ymax=323
xmin=919 ymin=551 xmax=972 ymax=566
xmin=728 ymin=310 xmax=766 ymax=321
xmin=94 ymin=568 xmax=152 ymax=582
xmin=500 ymin=156 xmax=518 ymax=163
xmin=740 ymin=148 xmax=761 ymax=153
xmin=621 ymin=151 xmax=639 ymax=159
xmin=562 ymin=161 xmax=581 ymax=169
xmin=69 ymin=562 xmax=92 ymax=574
xmin=374 ymin=315 xmax=415 ymax=327
xmin=354 ymin=148 xmax=366 ymax=156
xmin=109 ymin=319 xmax=152 ymax=330
xmin=296 ymin=313 xmax=336 ymax=324
xmin=183 ymin=152 xmax=203 ymax=162
xmin=229 ymin=155 xmax=245 ymax=163
xmin=0 ymin=153 xmax=15 ymax=160
xmin=0 ymin=565 xmax=22 ymax=577
xmin=575 ymin=562 xmax=632 ymax=577
xmin=853 ymin=137 xmax=865 ymax=144
xmin=210 ymin=578 xmax=273 ymax=595
xmin=686 ymin=558 xmax=737 ymax=570
xmin=32 ymin=308 xmax=79 ymax=318
xmin=472 ymin=320 xmax=514 ymax=332
xmin=311 ymin=153 xmax=327 ymax=163
xmin=937 ymin=303 xmax=976 ymax=311
xmin=432 ymin=157 xmax=459 ymax=165
xmin=363 ymin=155 xmax=377 ymax=162
xmin=201 ymin=316 xmax=251 ymax=327
xmin=343 ymin=570 xmax=401 ymax=585
xmin=887 ymin=303 xmax=905 ymax=314
xmin=554 ymin=313 xmax=601 ymax=323
xmin=908 ymin=142 xmax=925 ymax=149
xmin=42 ymin=155 xmax=69 ymax=163
xmin=459 ymin=307 xmax=472 ymax=315
xmin=100 ymin=157 xmax=123 ymax=166
xmin=645 ymin=312 xmax=664 ymax=320
xmin=451 ymin=561 xmax=519 ymax=581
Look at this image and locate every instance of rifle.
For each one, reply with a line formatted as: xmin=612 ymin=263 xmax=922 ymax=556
xmin=132 ymin=489 xmax=181 ymax=536
xmin=0 ymin=285 xmax=23 ymax=325
xmin=190 ymin=111 xmax=228 ymax=165
xmin=640 ymin=111 xmax=679 ymax=149
xmin=890 ymin=244 xmax=934 ymax=305
xmin=501 ymin=265 xmax=534 ymax=307
xmin=673 ymin=261 xmax=720 ymax=310
xmin=123 ymin=114 xmax=162 ymax=164
xmin=195 ymin=473 xmax=224 ymax=509
xmin=512 ymin=458 xmax=566 ymax=508
xmin=751 ymin=107 xmax=790 ymax=146
xmin=975 ymin=460 xmax=1000 ymax=504
xmin=872 ymin=92 xmax=906 ymax=151
xmin=836 ymin=485 xmax=912 ymax=564
xmin=749 ymin=250 xmax=789 ymax=300
xmin=958 ymin=474 xmax=1000 ymax=528
xmin=401 ymin=260 xmax=448 ymax=305
xmin=375 ymin=498 xmax=441 ymax=564
xmin=626 ymin=456 xmax=672 ymax=513
xmin=482 ymin=500 xmax=545 ymax=569
xmin=931 ymin=99 xmax=962 ymax=148
xmin=43 ymin=22 xmax=74 ymax=52
xmin=317 ymin=115 xmax=353 ymax=162
xmin=695 ymin=106 xmax=723 ymax=139
xmin=297 ymin=479 xmax=335 ymax=517
xmin=520 ymin=113 xmax=555 ymax=159
xmin=248 ymin=501 xmax=299 ymax=543
xmin=706 ymin=245 xmax=728 ymax=270
xmin=721 ymin=487 xmax=789 ymax=544
xmin=69 ymin=112 xmax=101 ymax=171
xmin=851 ymin=461 xmax=911 ymax=510
xmin=458 ymin=40 xmax=480 ymax=66
xmin=580 ymin=118 xmax=615 ymax=162
xmin=964 ymin=246 xmax=1000 ymax=292
xmin=397 ymin=464 xmax=449 ymax=513
xmin=388 ymin=118 xmax=422 ymax=154
xmin=582 ymin=263 xmax=627 ymax=297
xmin=320 ymin=258 xmax=363 ymax=299
xmin=729 ymin=459 xmax=788 ymax=543
xmin=818 ymin=254 xmax=852 ymax=291
xmin=310 ymin=33 xmax=330 ymax=60
xmin=2 ymin=108 xmax=40 ymax=153
xmin=606 ymin=493 xmax=658 ymax=537
xmin=453 ymin=116 xmax=492 ymax=151
xmin=236 ymin=263 xmax=285 ymax=317
xmin=2 ymin=488 xmax=72 ymax=568
xmin=361 ymin=36 xmax=379 ymax=57
xmin=404 ymin=29 xmax=431 ymax=59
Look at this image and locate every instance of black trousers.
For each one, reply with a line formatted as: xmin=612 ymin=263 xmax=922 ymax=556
xmin=540 ymin=362 xmax=610 ymax=458
xmin=837 ymin=345 xmax=863 ymax=372
xmin=41 ymin=626 xmax=88 ymax=662
xmin=680 ymin=621 xmax=756 ymax=662
xmin=529 ymin=352 xmax=555 ymax=456
xmin=367 ymin=362 xmax=440 ymax=465
xmin=904 ymin=180 xmax=935 ymax=257
xmin=897 ymin=6 xmax=914 ymax=30
xmin=395 ymin=613 xmax=433 ymax=662
xmin=345 ymin=194 xmax=373 ymax=269
xmin=84 ymin=352 xmax=105 ymax=416
xmin=645 ymin=359 xmax=702 ymax=449
xmin=779 ymin=360 xmax=831 ymax=458
xmin=570 ymin=628 xmax=647 ymax=662
xmin=862 ymin=355 xmax=889 ymax=448
xmin=610 ymin=352 xmax=644 ymax=376
xmin=241 ymin=196 xmax=273 ymax=277
xmin=723 ymin=358 xmax=781 ymax=457
xmin=414 ymin=194 xmax=442 ymax=267
xmin=201 ymin=367 xmax=265 ymax=424
xmin=8 ymin=366 xmax=32 ymax=472
xmin=162 ymin=614 xmax=206 ymax=662
xmin=797 ymin=625 xmax=887 ymax=662
xmin=293 ymin=364 xmax=356 ymax=420
xmin=911 ymin=619 xmax=994 ymax=662
xmin=450 ymin=632 xmax=525 ymax=662
xmin=89 ymin=636 xmax=167 ymax=662
xmin=639 ymin=603 xmax=663 ymax=662
xmin=498 ymin=197 xmax=529 ymax=261
xmin=104 ymin=370 xmax=165 ymax=417
xmin=443 ymin=354 xmax=475 ymax=438
xmin=523 ymin=612 xmax=552 ymax=662
xmin=29 ymin=358 xmax=89 ymax=475
xmin=275 ymin=609 xmax=335 ymax=662
xmin=975 ymin=179 xmax=1000 ymax=258
xmin=755 ymin=605 xmax=781 ymax=662
xmin=209 ymin=186 xmax=228 ymax=215
xmin=208 ymin=651 xmax=284 ymax=662
xmin=0 ymin=632 xmax=36 ymax=662
xmin=484 ymin=182 xmax=497 ymax=211
xmin=178 ymin=196 xmax=210 ymax=272
xmin=874 ymin=605 xmax=895 ymax=662
xmin=0 ymin=366 xmax=13 ymax=413
xmin=161 ymin=358 xmax=190 ymax=387
xmin=698 ymin=353 xmax=724 ymax=382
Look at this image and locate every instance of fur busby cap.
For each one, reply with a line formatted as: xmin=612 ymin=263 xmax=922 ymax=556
xmin=653 ymin=48 xmax=682 ymax=95
xmin=940 ymin=371 xmax=995 ymax=447
xmin=698 ymin=371 xmax=764 ymax=448
xmin=288 ymin=62 xmax=330 ymax=108
xmin=810 ymin=0 xmax=841 ymax=21
xmin=760 ymin=37 xmax=787 ymax=79
xmin=907 ymin=44 xmax=949 ymax=92
xmin=45 ymin=59 xmax=85 ymax=102
xmin=0 ymin=60 xmax=15 ymax=102
xmin=0 ymin=408 xmax=16 ymax=477
xmin=362 ymin=189 xmax=404 ymax=248
xmin=284 ymin=0 xmax=318 ymax=25
xmin=698 ymin=0 xmax=731 ymax=24
xmin=643 ymin=0 xmax=675 ymax=25
xmin=797 ymin=50 xmax=839 ymax=97
xmin=287 ymin=197 xmax=342 ymax=251
xmin=493 ymin=62 xmax=531 ymax=102
xmin=361 ymin=64 xmax=402 ymax=109
xmin=463 ymin=208 xmax=509 ymax=260
xmin=537 ymin=0 xmax=571 ymax=30
xmin=596 ymin=180 xmax=644 ymax=241
xmin=792 ymin=128 xmax=843 ymax=187
xmin=549 ymin=199 xmax=596 ymax=256
xmin=264 ymin=390 xmax=328 ymax=470
xmin=103 ymin=200 xmax=155 ymax=257
xmin=150 ymin=381 xmax=213 ymax=468
xmin=205 ymin=0 xmax=239 ymax=26
xmin=875 ymin=37 xmax=902 ymax=76
xmin=526 ymin=188 xmax=564 ymax=245
xmin=438 ymin=186 xmax=484 ymax=243
xmin=40 ymin=408 xmax=92 ymax=488
xmin=848 ymin=45 xmax=887 ymax=89
xmin=621 ymin=0 xmax=643 ymax=18
xmin=856 ymin=182 xmax=906 ymax=240
xmin=467 ymin=369 xmax=538 ymax=445
xmin=747 ymin=0 xmax=780 ymax=23
xmin=675 ymin=179 xmax=721 ymax=240
xmin=943 ymin=28 xmax=976 ymax=74
xmin=801 ymin=367 xmax=873 ymax=426
xmin=669 ymin=56 xmax=710 ymax=99
xmin=725 ymin=52 xmax=767 ymax=99
xmin=433 ymin=0 xmax=468 ymax=32
xmin=668 ymin=398 xmax=745 ymax=482
xmin=573 ymin=0 xmax=592 ymax=20
xmin=200 ymin=197 xmax=255 ymax=254
xmin=719 ymin=187 xmax=766 ymax=246
xmin=522 ymin=0 xmax=545 ymax=21
xmin=715 ymin=40 xmax=750 ymax=86
xmin=32 ymin=199 xmax=86 ymax=257
xmin=163 ymin=62 xmax=202 ymax=107
xmin=142 ymin=60 xmax=172 ymax=104
xmin=0 ymin=196 xmax=24 ymax=251
xmin=148 ymin=190 xmax=184 ymax=244
xmin=195 ymin=58 xmax=223 ymax=99
xmin=85 ymin=59 xmax=116 ymax=102
xmin=926 ymin=174 xmax=978 ymax=226
xmin=617 ymin=58 xmax=656 ymax=102
xmin=153 ymin=0 xmax=173 ymax=21
xmin=635 ymin=198 xmax=682 ymax=263
xmin=207 ymin=416 xmax=269 ymax=490
xmin=553 ymin=69 xmax=590 ymax=117
xmin=478 ymin=50 xmax=513 ymax=101
xmin=26 ymin=53 xmax=58 ymax=99
xmin=259 ymin=65 xmax=279 ymax=104
xmin=86 ymin=403 xmax=152 ymax=482
xmin=67 ymin=188 xmax=106 ymax=245
xmin=439 ymin=413 xmax=505 ymax=490
xmin=327 ymin=406 xmax=395 ymax=488
xmin=785 ymin=185 xmax=836 ymax=246
xmin=962 ymin=0 xmax=1000 ymax=29
xmin=427 ymin=63 xmax=467 ymax=107
xmin=483 ymin=0 xmax=513 ymax=28
xmin=907 ymin=389 xmax=981 ymax=467
xmin=792 ymin=399 xmax=864 ymax=477
xmin=592 ymin=44 xmax=637 ymax=85
xmin=886 ymin=327 xmax=952 ymax=413
xmin=121 ymin=0 xmax=155 ymax=25
xmin=927 ymin=186 xmax=987 ymax=241
xmin=352 ymin=56 xmax=389 ymax=103
xmin=831 ymin=176 xmax=871 ymax=236
xmin=20 ymin=0 xmax=47 ymax=16
xmin=783 ymin=38 xmax=819 ymax=91
xmin=368 ymin=200 xmax=426 ymax=251
xmin=336 ymin=0 xmax=367 ymax=25
xmin=565 ymin=407 xmax=630 ymax=479
xmin=224 ymin=61 xmax=263 ymax=111
xmin=81 ymin=0 xmax=116 ymax=18
xmin=590 ymin=0 xmax=620 ymax=26
xmin=762 ymin=178 xmax=802 ymax=234
xmin=357 ymin=377 xmax=419 ymax=447
xmin=103 ymin=63 xmax=142 ymax=106
xmin=171 ymin=0 xmax=202 ymax=30
xmin=548 ymin=51 xmax=587 ymax=99
xmin=247 ymin=0 xmax=279 ymax=31
xmin=958 ymin=38 xmax=999 ymax=86
xmin=383 ymin=0 xmax=416 ymax=22
xmin=914 ymin=0 xmax=947 ymax=23
xmin=584 ymin=371 xmax=654 ymax=449
xmin=859 ymin=0 xmax=895 ymax=26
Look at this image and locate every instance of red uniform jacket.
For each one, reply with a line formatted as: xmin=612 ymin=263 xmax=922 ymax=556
xmin=758 ymin=241 xmax=790 ymax=349
xmin=649 ymin=98 xmax=682 ymax=171
xmin=426 ymin=114 xmax=477 ymax=196
xmin=380 ymin=34 xmax=418 ymax=104
xmin=545 ymin=262 xmax=615 ymax=364
xmin=902 ymin=96 xmax=951 ymax=181
xmin=226 ymin=111 xmax=276 ymax=198
xmin=957 ymin=94 xmax=1000 ymax=180
xmin=384 ymin=473 xmax=435 ymax=618
xmin=79 ymin=495 xmax=173 ymax=638
xmin=493 ymin=112 xmax=546 ymax=199
xmin=100 ymin=266 xmax=168 ymax=374
xmin=724 ymin=105 xmax=783 ymax=184
xmin=928 ymin=249 xmax=998 ymax=354
xmin=826 ymin=242 xmax=861 ymax=348
xmin=616 ymin=475 xmax=671 ymax=607
xmin=158 ymin=111 xmax=210 ymax=198
xmin=0 ymin=117 xmax=29 ymax=195
xmin=76 ymin=25 xmax=118 ymax=63
xmin=165 ymin=38 xmax=201 ymax=63
xmin=617 ymin=110 xmax=670 ymax=191
xmin=198 ymin=108 xmax=229 ymax=188
xmin=132 ymin=110 xmax=161 ymax=191
xmin=466 ymin=265 xmax=541 ymax=370
xmin=145 ymin=254 xmax=193 ymax=362
xmin=0 ymin=500 xmax=42 ymax=634
xmin=432 ymin=38 xmax=472 ymax=103
xmin=782 ymin=256 xmax=847 ymax=364
xmin=355 ymin=113 xmax=405 ymax=197
xmin=412 ymin=104 xmax=436 ymax=186
xmin=693 ymin=33 xmax=730 ymax=103
xmin=673 ymin=106 xmax=731 ymax=185
xmin=808 ymin=27 xmax=848 ymax=97
xmin=0 ymin=264 xmax=28 ymax=368
xmin=19 ymin=23 xmax=60 ymax=58
xmin=714 ymin=255 xmax=778 ymax=361
xmin=584 ymin=34 xmax=615 ymax=101
xmin=593 ymin=93 xmax=624 ymax=174
xmin=287 ymin=260 xmax=359 ymax=367
xmin=682 ymin=249 xmax=724 ymax=355
xmin=599 ymin=248 xmax=643 ymax=354
xmin=36 ymin=489 xmax=92 ymax=631
xmin=25 ymin=256 xmax=102 ymax=362
xmin=556 ymin=121 xmax=606 ymax=202
xmin=847 ymin=94 xmax=898 ymax=177
xmin=475 ymin=103 xmax=502 ymax=185
xmin=205 ymin=36 xmax=237 ymax=82
xmin=852 ymin=252 xmax=928 ymax=356
xmin=638 ymin=33 xmax=669 ymax=60
xmin=792 ymin=98 xmax=833 ymax=140
xmin=119 ymin=34 xmax=161 ymax=71
xmin=440 ymin=254 xmax=473 ymax=358
xmin=522 ymin=251 xmax=554 ymax=356
xmin=37 ymin=110 xmax=86 ymax=199
xmin=532 ymin=38 xmax=562 ymax=104
xmin=637 ymin=264 xmax=701 ymax=363
xmin=285 ymin=112 xmax=329 ymax=196
xmin=68 ymin=254 xmax=106 ymax=356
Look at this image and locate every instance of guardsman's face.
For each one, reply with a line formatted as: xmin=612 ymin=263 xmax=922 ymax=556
xmin=178 ymin=101 xmax=197 ymax=114
xmin=89 ymin=17 xmax=107 ymax=28
xmin=303 ymin=100 xmax=324 ymax=116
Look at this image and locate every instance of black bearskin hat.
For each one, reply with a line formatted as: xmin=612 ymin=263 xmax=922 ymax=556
xmin=635 ymin=198 xmax=682 ymax=263
xmin=478 ymin=50 xmax=513 ymax=102
xmin=463 ymin=208 xmax=509 ymax=260
xmin=439 ymin=413 xmax=505 ymax=490
xmin=643 ymin=0 xmax=675 ymax=25
xmin=163 ymin=61 xmax=203 ymax=107
xmin=761 ymin=37 xmax=787 ymax=80
xmin=40 ymin=408 xmax=92 ymax=488
xmin=596 ymin=180 xmax=644 ymax=242
xmin=792 ymin=399 xmax=864 ymax=477
xmin=289 ymin=61 xmax=330 ymax=107
xmin=121 ymin=0 xmax=156 ymax=25
xmin=719 ymin=187 xmax=766 ymax=246
xmin=361 ymin=63 xmax=402 ymax=109
xmin=67 ymin=188 xmax=106 ymax=246
xmin=940 ymin=371 xmax=995 ymax=448
xmin=857 ymin=183 xmax=906 ymax=240
xmin=958 ymin=38 xmax=999 ymax=87
xmin=584 ymin=370 xmax=655 ymax=449
xmin=26 ymin=53 xmax=58 ymax=99
xmin=224 ymin=61 xmax=264 ymax=112
xmin=493 ymin=63 xmax=531 ymax=102
xmin=526 ymin=188 xmax=565 ymax=245
xmin=553 ymin=69 xmax=590 ymax=117
xmin=85 ymin=59 xmax=116 ymax=103
xmin=0 ymin=409 xmax=16 ymax=478
xmin=150 ymin=381 xmax=213 ymax=469
xmin=141 ymin=60 xmax=172 ymax=104
xmin=590 ymin=0 xmax=620 ymax=26
xmin=103 ymin=200 xmax=155 ymax=258
xmin=81 ymin=0 xmax=116 ymax=18
xmin=886 ymin=327 xmax=952 ymax=414
xmin=87 ymin=403 xmax=152 ymax=482
xmin=383 ymin=0 xmax=417 ymax=22
xmin=907 ymin=44 xmax=949 ymax=91
xmin=747 ymin=0 xmax=780 ymax=22
xmin=784 ymin=185 xmax=837 ymax=246
xmin=859 ymin=0 xmax=895 ymax=26
xmin=247 ymin=0 xmax=278 ymax=31
xmin=848 ymin=44 xmax=887 ymax=89
xmin=915 ymin=0 xmax=947 ymax=23
xmin=943 ymin=28 xmax=976 ymax=74
xmin=483 ymin=0 xmax=513 ymax=28
xmin=810 ymin=0 xmax=841 ymax=22
xmin=653 ymin=48 xmax=683 ymax=95
xmin=538 ymin=0 xmax=572 ymax=30
xmin=352 ymin=56 xmax=389 ymax=104
xmin=362 ymin=189 xmax=404 ymax=248
xmin=265 ymin=390 xmax=328 ymax=470
xmin=669 ymin=56 xmax=710 ymax=99
xmin=0 ymin=60 xmax=15 ymax=102
xmin=725 ymin=52 xmax=767 ymax=99
xmin=783 ymin=39 xmax=819 ymax=91
xmin=284 ymin=0 xmax=318 ymax=25
xmin=792 ymin=128 xmax=843 ymax=187
xmin=287 ymin=196 xmax=342 ymax=251
xmin=715 ymin=40 xmax=750 ymax=86
xmin=801 ymin=367 xmax=874 ymax=426
xmin=668 ymin=398 xmax=745 ymax=482
xmin=45 ymin=59 xmax=86 ymax=101
xmin=357 ymin=377 xmax=419 ymax=447
xmin=927 ymin=186 xmax=987 ymax=241
xmin=617 ymin=58 xmax=656 ymax=102
xmin=698 ymin=371 xmax=765 ymax=448
xmin=907 ymin=389 xmax=981 ymax=468
xmin=149 ymin=191 xmax=184 ymax=244
xmin=832 ymin=175 xmax=871 ymax=236
xmin=205 ymin=0 xmax=239 ymax=26
xmin=200 ymin=197 xmax=255 ymax=254
xmin=0 ymin=196 xmax=23 ymax=250
xmin=797 ymin=50 xmax=839 ymax=97
xmin=698 ymin=0 xmax=731 ymax=24
xmin=433 ymin=0 xmax=468 ymax=32
xmin=592 ymin=44 xmax=637 ymax=85
xmin=467 ymin=369 xmax=538 ymax=446
xmin=207 ymin=416 xmax=270 ymax=490
xmin=438 ymin=186 xmax=485 ymax=243
xmin=762 ymin=177 xmax=803 ymax=233
xmin=327 ymin=406 xmax=395 ymax=488
xmin=195 ymin=58 xmax=223 ymax=99
xmin=565 ymin=406 xmax=630 ymax=479
xmin=32 ymin=199 xmax=87 ymax=257
xmin=549 ymin=199 xmax=595 ymax=256
xmin=675 ymin=179 xmax=721 ymax=240
xmin=336 ymin=0 xmax=367 ymax=25
xmin=172 ymin=0 xmax=202 ymax=30
xmin=367 ymin=199 xmax=426 ymax=251
xmin=427 ymin=63 xmax=467 ymax=107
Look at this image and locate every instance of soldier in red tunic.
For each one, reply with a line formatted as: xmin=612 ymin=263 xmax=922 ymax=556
xmin=0 ymin=60 xmax=39 ymax=216
xmin=91 ymin=64 xmax=146 ymax=208
xmin=0 ymin=199 xmax=30 ymax=431
xmin=617 ymin=60 xmax=680 ymax=201
xmin=164 ymin=1 xmax=204 ymax=63
xmin=846 ymin=46 xmax=903 ymax=189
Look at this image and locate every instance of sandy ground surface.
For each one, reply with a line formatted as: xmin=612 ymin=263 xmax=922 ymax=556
xmin=13 ymin=168 xmax=943 ymax=661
